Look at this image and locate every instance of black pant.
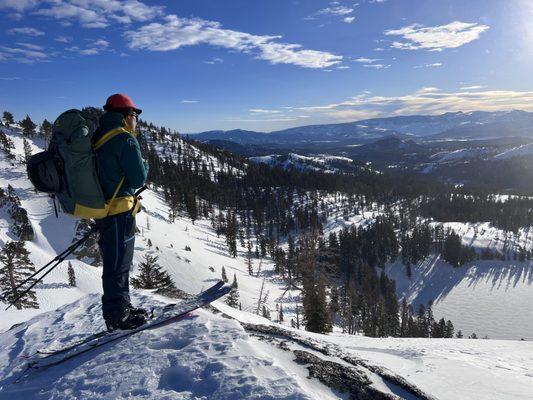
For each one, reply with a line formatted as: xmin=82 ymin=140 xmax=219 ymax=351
xmin=95 ymin=211 xmax=136 ymax=320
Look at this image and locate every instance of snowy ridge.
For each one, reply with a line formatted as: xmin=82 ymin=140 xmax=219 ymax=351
xmin=494 ymin=142 xmax=533 ymax=159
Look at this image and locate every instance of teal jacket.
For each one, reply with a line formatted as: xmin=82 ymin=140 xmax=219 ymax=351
xmin=92 ymin=112 xmax=148 ymax=215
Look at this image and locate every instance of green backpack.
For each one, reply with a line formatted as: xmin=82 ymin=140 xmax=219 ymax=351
xmin=27 ymin=109 xmax=124 ymax=219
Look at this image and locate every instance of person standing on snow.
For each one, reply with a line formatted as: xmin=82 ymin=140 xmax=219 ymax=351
xmin=92 ymin=93 xmax=148 ymax=332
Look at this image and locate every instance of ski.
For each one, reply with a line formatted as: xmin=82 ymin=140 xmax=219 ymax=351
xmin=31 ymin=282 xmax=223 ymax=358
xmin=20 ymin=281 xmax=230 ymax=375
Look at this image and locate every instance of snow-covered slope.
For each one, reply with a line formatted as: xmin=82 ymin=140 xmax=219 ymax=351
xmin=1 ymin=124 xmax=533 ymax=399
xmin=250 ymin=153 xmax=361 ymax=174
xmin=494 ymin=142 xmax=533 ymax=159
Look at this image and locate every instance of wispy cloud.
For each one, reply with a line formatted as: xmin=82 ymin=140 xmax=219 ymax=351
xmin=65 ymin=38 xmax=109 ymax=55
xmin=204 ymin=57 xmax=224 ymax=65
xmin=460 ymin=85 xmax=486 ymax=90
xmin=249 ymin=109 xmax=282 ymax=114
xmin=354 ymin=57 xmax=381 ymax=63
xmin=384 ymin=21 xmax=489 ymax=52
xmin=2 ymin=0 xmax=164 ymax=29
xmin=291 ymin=88 xmax=533 ymax=121
xmin=414 ymin=62 xmax=443 ymax=68
xmin=7 ymin=26 xmax=44 ymax=36
xmin=308 ymin=3 xmax=357 ymax=24
xmin=0 ymin=44 xmax=50 ymax=63
xmin=354 ymin=56 xmax=389 ymax=69
xmin=363 ymin=63 xmax=391 ymax=69
xmin=125 ymin=15 xmax=342 ymax=69
xmin=55 ymin=35 xmax=72 ymax=43
xmin=0 ymin=0 xmax=38 ymax=12
xmin=317 ymin=6 xmax=354 ymax=16
xmin=181 ymin=100 xmax=199 ymax=104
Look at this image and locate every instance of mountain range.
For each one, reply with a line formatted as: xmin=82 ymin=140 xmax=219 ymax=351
xmin=188 ymin=110 xmax=533 ymax=146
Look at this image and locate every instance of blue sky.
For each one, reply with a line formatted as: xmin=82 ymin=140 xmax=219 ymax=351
xmin=1 ymin=0 xmax=532 ymax=133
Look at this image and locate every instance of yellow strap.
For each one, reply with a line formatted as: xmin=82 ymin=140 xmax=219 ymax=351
xmin=108 ymin=177 xmax=125 ymax=207
xmin=93 ymin=127 xmax=129 ymax=150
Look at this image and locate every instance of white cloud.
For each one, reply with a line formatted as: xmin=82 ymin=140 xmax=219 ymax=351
xmin=337 ymin=65 xmax=350 ymax=69
xmin=384 ymin=21 xmax=489 ymax=52
xmin=125 ymin=15 xmax=342 ymax=69
xmin=354 ymin=57 xmax=381 ymax=63
xmin=317 ymin=6 xmax=354 ymax=16
xmin=3 ymin=0 xmax=163 ymax=29
xmin=414 ymin=62 xmax=443 ymax=68
xmin=363 ymin=63 xmax=390 ymax=69
xmin=343 ymin=16 xmax=355 ymax=24
xmin=0 ymin=0 xmax=38 ymax=12
xmin=291 ymin=88 xmax=533 ymax=122
xmin=249 ymin=109 xmax=282 ymax=114
xmin=55 ymin=35 xmax=72 ymax=43
xmin=65 ymin=38 xmax=109 ymax=55
xmin=460 ymin=85 xmax=486 ymax=90
xmin=16 ymin=42 xmax=44 ymax=51
xmin=0 ymin=44 xmax=50 ymax=63
xmin=7 ymin=26 xmax=44 ymax=36
xmin=181 ymin=100 xmax=199 ymax=104
xmin=204 ymin=57 xmax=224 ymax=64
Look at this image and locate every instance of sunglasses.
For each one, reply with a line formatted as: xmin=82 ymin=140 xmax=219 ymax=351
xmin=128 ymin=112 xmax=139 ymax=121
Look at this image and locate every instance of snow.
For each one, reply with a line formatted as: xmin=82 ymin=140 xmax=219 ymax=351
xmin=494 ymin=142 xmax=533 ymax=159
xmin=0 ymin=294 xmax=340 ymax=399
xmin=320 ymin=333 xmax=533 ymax=400
xmin=1 ymin=125 xmax=533 ymax=399
xmin=249 ymin=153 xmax=354 ymax=174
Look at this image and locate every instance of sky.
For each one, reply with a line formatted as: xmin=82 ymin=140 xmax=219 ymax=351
xmin=1 ymin=0 xmax=533 ymax=133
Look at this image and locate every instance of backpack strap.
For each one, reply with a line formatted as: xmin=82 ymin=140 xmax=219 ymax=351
xmin=93 ymin=127 xmax=128 ymax=215
xmin=108 ymin=177 xmax=125 ymax=208
xmin=93 ymin=127 xmax=130 ymax=150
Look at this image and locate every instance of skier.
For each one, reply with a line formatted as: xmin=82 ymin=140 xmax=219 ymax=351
xmin=92 ymin=93 xmax=148 ymax=332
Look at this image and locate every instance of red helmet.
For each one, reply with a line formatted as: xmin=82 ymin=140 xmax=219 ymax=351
xmin=104 ymin=93 xmax=142 ymax=114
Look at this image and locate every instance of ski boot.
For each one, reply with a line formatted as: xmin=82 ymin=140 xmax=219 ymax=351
xmin=105 ymin=309 xmax=146 ymax=332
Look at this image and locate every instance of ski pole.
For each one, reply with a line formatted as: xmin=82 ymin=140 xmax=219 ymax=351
xmin=131 ymin=185 xmax=148 ymax=214
xmin=2 ymin=224 xmax=99 ymax=302
xmin=4 ymin=225 xmax=98 ymax=310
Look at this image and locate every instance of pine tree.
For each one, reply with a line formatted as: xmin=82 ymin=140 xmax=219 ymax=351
xmin=262 ymin=305 xmax=271 ymax=320
xmin=20 ymin=115 xmax=37 ymax=137
xmin=221 ymin=266 xmax=228 ymax=283
xmin=278 ymin=304 xmax=284 ymax=322
xmin=23 ymin=138 xmax=32 ymax=164
xmin=225 ymin=276 xmax=240 ymax=309
xmin=445 ymin=320 xmax=454 ymax=338
xmin=131 ymin=254 xmax=177 ymax=294
xmin=0 ymin=241 xmax=39 ymax=309
xmin=0 ymin=129 xmax=15 ymax=158
xmin=2 ymin=111 xmax=14 ymax=126
xmin=456 ymin=330 xmax=463 ymax=338
xmin=67 ymin=261 xmax=76 ymax=287
xmin=40 ymin=119 xmax=53 ymax=144
xmin=246 ymin=240 xmax=253 ymax=275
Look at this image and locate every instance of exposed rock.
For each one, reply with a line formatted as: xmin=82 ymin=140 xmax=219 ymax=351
xmin=0 ymin=185 xmax=34 ymax=241
xmin=71 ymin=220 xmax=101 ymax=266
xmin=241 ymin=322 xmax=437 ymax=400
xmin=292 ymin=349 xmax=397 ymax=400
